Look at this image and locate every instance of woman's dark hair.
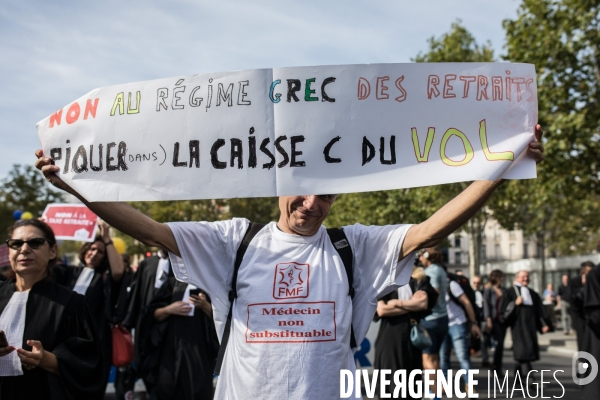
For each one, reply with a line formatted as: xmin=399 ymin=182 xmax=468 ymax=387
xmin=78 ymin=235 xmax=109 ymax=271
xmin=7 ymin=219 xmax=58 ymax=274
xmin=419 ymin=247 xmax=443 ymax=264
xmin=488 ymin=269 xmax=505 ymax=286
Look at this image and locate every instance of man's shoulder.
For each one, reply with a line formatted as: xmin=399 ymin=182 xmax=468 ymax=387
xmin=168 ymin=217 xmax=251 ymax=232
xmin=340 ymin=222 xmax=412 ymax=230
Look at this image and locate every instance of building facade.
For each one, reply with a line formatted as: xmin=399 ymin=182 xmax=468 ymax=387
xmin=446 ymin=219 xmax=599 ymax=292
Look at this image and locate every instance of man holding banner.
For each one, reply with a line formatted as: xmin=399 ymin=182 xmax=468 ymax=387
xmin=34 ymin=62 xmax=544 ymax=398
xmin=34 ymin=126 xmax=542 ymax=399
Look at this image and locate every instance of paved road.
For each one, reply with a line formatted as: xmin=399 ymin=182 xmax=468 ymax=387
xmin=362 ymin=348 xmax=581 ymax=399
xmin=458 ymin=348 xmax=581 ymax=399
xmin=105 ymin=350 xmax=584 ymax=399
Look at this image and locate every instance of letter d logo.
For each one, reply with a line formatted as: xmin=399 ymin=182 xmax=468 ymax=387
xmin=572 ymin=351 xmax=598 ymax=385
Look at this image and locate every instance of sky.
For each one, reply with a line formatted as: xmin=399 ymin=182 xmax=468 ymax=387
xmin=0 ymin=0 xmax=522 ymax=180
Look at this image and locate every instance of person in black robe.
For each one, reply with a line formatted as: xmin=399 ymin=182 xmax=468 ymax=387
xmin=112 ymin=253 xmax=136 ymax=400
xmin=499 ymin=270 xmax=549 ymax=378
xmin=113 ymin=253 xmax=135 ymax=324
xmin=123 ymin=249 xmax=170 ymax=358
xmin=570 ymin=261 xmax=595 ymax=351
xmin=483 ymin=269 xmax=507 ymax=373
xmin=374 ymin=267 xmax=438 ymax=399
xmin=581 ymin=261 xmax=600 ymax=399
xmin=140 ymin=277 xmax=219 ymax=400
xmin=122 ymin=249 xmax=170 ymax=395
xmin=51 ymin=220 xmax=124 ymax=389
xmin=0 ymin=219 xmax=104 ymax=400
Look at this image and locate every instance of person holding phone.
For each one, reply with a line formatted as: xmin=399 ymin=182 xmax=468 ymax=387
xmin=138 ymin=275 xmax=219 ymax=400
xmin=0 ymin=218 xmax=104 ymax=399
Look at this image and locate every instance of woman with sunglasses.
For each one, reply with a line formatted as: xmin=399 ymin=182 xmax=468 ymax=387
xmin=51 ymin=220 xmax=124 ymax=391
xmin=0 ymin=218 xmax=104 ymax=399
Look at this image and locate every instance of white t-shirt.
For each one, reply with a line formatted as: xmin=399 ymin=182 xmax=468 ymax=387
xmin=168 ymin=218 xmax=413 ymax=400
xmin=397 ymin=283 xmax=413 ymax=300
xmin=446 ymin=280 xmax=467 ymax=327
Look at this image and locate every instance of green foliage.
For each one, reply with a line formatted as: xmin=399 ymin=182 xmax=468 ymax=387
xmin=413 ymin=20 xmax=495 ymax=63
xmin=0 ymin=164 xmax=63 ymax=239
xmin=117 ymin=197 xmax=280 ymax=255
xmin=325 ymin=185 xmax=458 ymax=228
xmin=494 ymin=0 xmax=600 ymax=255
xmin=503 ymin=0 xmax=600 ymax=192
xmin=490 ymin=180 xmax=600 ymax=254
xmin=227 ymin=197 xmax=280 ymax=223
xmin=328 ymin=21 xmax=495 ymax=275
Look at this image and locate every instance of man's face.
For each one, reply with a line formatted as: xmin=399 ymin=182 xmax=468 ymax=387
xmin=278 ymin=195 xmax=336 ymax=236
xmin=516 ymin=271 xmax=530 ymax=286
xmin=472 ymin=277 xmax=482 ymax=290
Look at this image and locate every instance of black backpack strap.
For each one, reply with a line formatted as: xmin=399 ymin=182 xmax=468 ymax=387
xmin=215 ymin=222 xmax=265 ymax=375
xmin=326 ymin=228 xmax=357 ymax=349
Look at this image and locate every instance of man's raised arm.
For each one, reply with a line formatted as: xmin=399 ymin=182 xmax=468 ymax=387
xmin=35 ymin=150 xmax=180 ymax=257
xmin=400 ymin=124 xmax=544 ymax=260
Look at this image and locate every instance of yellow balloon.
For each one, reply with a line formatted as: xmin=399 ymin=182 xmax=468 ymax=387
xmin=112 ymin=237 xmax=127 ymax=255
xmin=20 ymin=211 xmax=34 ymax=220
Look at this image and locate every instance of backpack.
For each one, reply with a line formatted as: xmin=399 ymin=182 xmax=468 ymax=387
xmin=446 ymin=272 xmax=481 ymax=322
xmin=409 ymin=275 xmax=439 ymax=321
xmin=214 ymin=223 xmax=356 ymax=374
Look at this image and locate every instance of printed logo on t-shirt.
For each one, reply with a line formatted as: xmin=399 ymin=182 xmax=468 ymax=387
xmin=273 ymin=262 xmax=309 ymax=299
xmin=246 ymin=301 xmax=336 ymax=343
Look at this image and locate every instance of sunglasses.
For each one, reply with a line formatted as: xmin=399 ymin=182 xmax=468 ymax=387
xmin=6 ymin=238 xmax=52 ymax=250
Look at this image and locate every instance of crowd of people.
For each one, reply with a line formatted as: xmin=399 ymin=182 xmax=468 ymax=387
xmin=0 ymin=217 xmax=220 ymax=400
xmin=0 ymin=128 xmax=597 ymax=399
xmin=374 ymin=249 xmax=600 ymax=399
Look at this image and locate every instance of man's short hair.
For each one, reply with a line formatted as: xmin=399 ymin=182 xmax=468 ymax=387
xmin=516 ymin=269 xmax=529 ymax=278
xmin=581 ymin=261 xmax=595 ymax=271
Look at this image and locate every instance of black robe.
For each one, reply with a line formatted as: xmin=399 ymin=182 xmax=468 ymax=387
xmin=374 ymin=277 xmax=437 ymax=399
xmin=499 ymin=285 xmax=548 ymax=362
xmin=112 ymin=270 xmax=135 ymax=324
xmin=51 ymin=264 xmax=118 ymax=383
xmin=582 ymin=265 xmax=600 ymax=398
xmin=0 ymin=279 xmax=104 ymax=400
xmin=570 ymin=275 xmax=587 ymax=351
xmin=123 ymin=255 xmax=171 ymax=365
xmin=141 ymin=278 xmax=219 ymax=400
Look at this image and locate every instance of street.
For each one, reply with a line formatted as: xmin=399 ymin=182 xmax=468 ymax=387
xmin=449 ymin=347 xmax=579 ymax=399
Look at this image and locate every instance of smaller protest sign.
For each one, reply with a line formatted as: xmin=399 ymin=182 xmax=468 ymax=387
xmin=42 ymin=204 xmax=98 ymax=242
xmin=0 ymin=245 xmax=9 ymax=267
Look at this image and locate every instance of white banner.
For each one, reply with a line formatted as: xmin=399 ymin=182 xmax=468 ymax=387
xmin=36 ymin=63 xmax=538 ymax=201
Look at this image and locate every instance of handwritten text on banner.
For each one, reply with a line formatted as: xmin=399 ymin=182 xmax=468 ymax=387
xmin=36 ymin=63 xmax=538 ymax=201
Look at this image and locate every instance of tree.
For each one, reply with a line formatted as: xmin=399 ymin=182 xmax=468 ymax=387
xmin=414 ymin=21 xmax=495 ymax=279
xmin=503 ymin=0 xmax=600 ymax=192
xmin=413 ymin=21 xmax=494 ymax=63
xmin=494 ymin=0 xmax=600 ymax=286
xmin=325 ymin=188 xmax=446 ymax=228
xmin=227 ymin=197 xmax=280 ymax=224
xmin=326 ymin=22 xmax=496 ymax=277
xmin=119 ymin=197 xmax=279 ymax=256
xmin=0 ymin=164 xmax=63 ymax=237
